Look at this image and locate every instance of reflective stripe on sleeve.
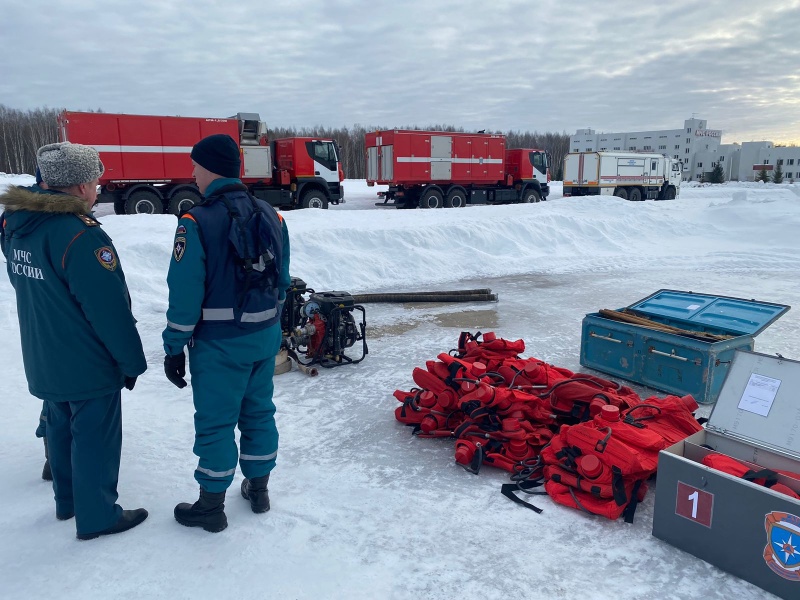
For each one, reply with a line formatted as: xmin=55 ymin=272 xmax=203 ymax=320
xmin=195 ymin=466 xmax=236 ymax=478
xmin=240 ymin=451 xmax=278 ymax=461
xmin=167 ymin=320 xmax=196 ymax=332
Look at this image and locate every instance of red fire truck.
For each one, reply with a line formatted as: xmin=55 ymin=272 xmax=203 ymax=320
xmin=58 ymin=111 xmax=345 ymax=214
xmin=365 ymin=130 xmax=550 ymax=208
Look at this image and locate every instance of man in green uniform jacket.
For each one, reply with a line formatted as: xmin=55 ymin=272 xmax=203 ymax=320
xmin=0 ymin=142 xmax=148 ymax=540
xmin=163 ymin=134 xmax=291 ymax=533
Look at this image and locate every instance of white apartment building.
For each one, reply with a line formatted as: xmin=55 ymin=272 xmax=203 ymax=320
xmin=571 ymin=118 xmax=800 ymax=182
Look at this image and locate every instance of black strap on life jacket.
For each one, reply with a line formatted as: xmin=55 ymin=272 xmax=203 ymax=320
xmin=500 ymin=480 xmax=546 ymax=514
xmin=622 ymin=480 xmax=645 ymax=524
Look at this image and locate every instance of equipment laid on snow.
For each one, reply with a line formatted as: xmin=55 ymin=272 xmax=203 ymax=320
xmin=392 ymin=331 xmax=704 ymax=520
xmin=352 ymin=288 xmax=498 ymax=303
xmin=580 ymin=289 xmax=790 ymax=404
xmin=281 ymin=277 xmax=367 ymax=369
xmin=562 ymin=151 xmax=682 ymax=200
xmin=58 ymin=111 xmax=345 ymax=214
xmin=366 ymin=130 xmax=550 ymax=208
xmin=653 ymin=350 xmax=800 ymax=600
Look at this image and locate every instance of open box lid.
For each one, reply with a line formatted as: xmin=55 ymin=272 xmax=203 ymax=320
xmin=707 ymin=350 xmax=800 ymax=459
xmin=627 ymin=289 xmax=790 ymax=337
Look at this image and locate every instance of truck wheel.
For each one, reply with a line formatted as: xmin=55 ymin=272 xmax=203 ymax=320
xmin=419 ymin=188 xmax=443 ymax=209
xmin=628 ymin=187 xmax=643 ymax=202
xmin=613 ymin=187 xmax=628 ymax=200
xmin=665 ymin=186 xmax=677 ymax=200
xmin=125 ymin=189 xmax=162 ymax=214
xmin=521 ymin=189 xmax=541 ymax=203
xmin=301 ymin=190 xmax=328 ymax=209
xmin=444 ymin=189 xmax=466 ymax=208
xmin=168 ymin=189 xmax=201 ymax=215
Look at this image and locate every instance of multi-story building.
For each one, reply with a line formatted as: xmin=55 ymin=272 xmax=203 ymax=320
xmin=572 ymin=118 xmax=800 ymax=182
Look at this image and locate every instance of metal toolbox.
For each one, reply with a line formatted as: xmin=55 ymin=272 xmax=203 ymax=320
xmin=579 ymin=289 xmax=789 ymax=404
xmin=652 ymin=350 xmax=800 ymax=599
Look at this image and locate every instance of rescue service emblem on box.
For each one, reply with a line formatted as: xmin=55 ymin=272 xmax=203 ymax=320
xmin=764 ymin=511 xmax=800 ymax=581
xmin=94 ymin=246 xmax=117 ymax=271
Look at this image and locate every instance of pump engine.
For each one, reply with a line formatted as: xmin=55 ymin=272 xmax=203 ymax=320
xmin=281 ymin=277 xmax=367 ymax=368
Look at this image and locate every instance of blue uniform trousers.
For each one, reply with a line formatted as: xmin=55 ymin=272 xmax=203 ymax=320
xmin=189 ymin=324 xmax=281 ymax=493
xmin=35 ymin=401 xmax=47 ymax=438
xmin=46 ymin=392 xmax=123 ymax=535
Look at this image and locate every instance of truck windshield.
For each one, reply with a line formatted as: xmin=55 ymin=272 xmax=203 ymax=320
xmin=306 ymin=141 xmax=338 ymax=171
xmin=530 ymin=151 xmax=547 ymax=172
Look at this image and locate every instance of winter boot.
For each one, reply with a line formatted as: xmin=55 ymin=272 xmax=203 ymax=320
xmin=77 ymin=508 xmax=148 ymax=540
xmin=42 ymin=437 xmax=52 ymax=482
xmin=174 ymin=488 xmax=228 ymax=532
xmin=240 ymin=474 xmax=270 ymax=513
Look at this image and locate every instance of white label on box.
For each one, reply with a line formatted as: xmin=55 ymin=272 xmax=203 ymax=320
xmin=686 ymin=304 xmax=701 ymax=310
xmin=737 ymin=373 xmax=781 ymax=417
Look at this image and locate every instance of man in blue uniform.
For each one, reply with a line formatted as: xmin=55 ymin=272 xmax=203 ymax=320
xmin=163 ymin=134 xmax=291 ymax=533
xmin=1 ymin=142 xmax=149 ymax=539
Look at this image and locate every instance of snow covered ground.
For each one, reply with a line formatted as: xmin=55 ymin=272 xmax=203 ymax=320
xmin=2 ymin=175 xmax=799 ymax=599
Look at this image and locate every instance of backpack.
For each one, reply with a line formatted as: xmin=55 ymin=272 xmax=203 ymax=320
xmin=220 ymin=194 xmax=282 ymax=308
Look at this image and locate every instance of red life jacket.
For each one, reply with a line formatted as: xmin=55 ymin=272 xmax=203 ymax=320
xmin=701 ymin=453 xmax=800 ymax=500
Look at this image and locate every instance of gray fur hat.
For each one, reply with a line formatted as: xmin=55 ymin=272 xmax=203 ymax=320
xmin=37 ymin=142 xmax=104 ymax=188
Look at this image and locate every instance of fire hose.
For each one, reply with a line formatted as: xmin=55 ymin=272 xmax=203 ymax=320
xmin=352 ymin=289 xmax=498 ymax=303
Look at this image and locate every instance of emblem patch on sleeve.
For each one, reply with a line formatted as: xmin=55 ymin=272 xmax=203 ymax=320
xmin=176 ymin=225 xmax=187 ymax=235
xmin=174 ymin=237 xmax=187 ymax=262
xmin=94 ymin=247 xmax=117 ymax=271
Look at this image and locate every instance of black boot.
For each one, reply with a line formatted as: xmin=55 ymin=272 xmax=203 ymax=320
xmin=77 ymin=508 xmax=148 ymax=540
xmin=240 ymin=474 xmax=270 ymax=513
xmin=174 ymin=489 xmax=227 ymax=532
xmin=42 ymin=437 xmax=52 ymax=482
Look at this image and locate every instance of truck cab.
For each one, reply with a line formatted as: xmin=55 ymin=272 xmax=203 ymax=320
xmin=504 ymin=149 xmax=550 ymax=199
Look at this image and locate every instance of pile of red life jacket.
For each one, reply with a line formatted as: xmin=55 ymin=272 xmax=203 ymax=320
xmin=701 ymin=453 xmax=800 ymax=500
xmin=393 ymin=331 xmax=704 ymax=521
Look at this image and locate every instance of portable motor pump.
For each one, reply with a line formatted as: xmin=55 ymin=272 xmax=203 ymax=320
xmin=281 ymin=277 xmax=368 ymax=368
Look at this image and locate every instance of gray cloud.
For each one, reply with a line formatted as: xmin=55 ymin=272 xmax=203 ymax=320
xmin=2 ymin=0 xmax=799 ymax=143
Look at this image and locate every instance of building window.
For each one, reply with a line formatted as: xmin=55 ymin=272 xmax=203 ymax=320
xmin=789 ymin=159 xmax=795 ymax=165
xmin=674 ymin=155 xmax=679 ymax=159
xmin=764 ymin=159 xmax=770 ymax=164
xmin=719 ymin=156 xmax=724 ymax=162
xmin=614 ymin=137 xmax=621 ymax=141
xmin=659 ymin=135 xmax=667 ymax=138
xmin=777 ymin=159 xmax=784 ymax=165
xmin=685 ymin=148 xmax=690 ymax=154
xmin=645 ymin=136 xmax=651 ymax=139
xmin=600 ymin=147 xmax=607 ymax=151
xmin=614 ymin=146 xmax=620 ymax=150
xmin=659 ymin=145 xmax=666 ymax=150
xmin=630 ymin=137 xmax=637 ymax=140
xmin=572 ymin=149 xmax=579 ymax=153
xmin=687 ymin=128 xmax=691 ymax=133
xmin=686 ymin=138 xmax=690 ymax=143
xmin=787 ymin=173 xmax=794 ymax=178
xmin=586 ymin=148 xmax=592 ymax=151
xmin=697 ymin=162 xmax=703 ymax=168
xmin=675 ymin=145 xmax=680 ymax=150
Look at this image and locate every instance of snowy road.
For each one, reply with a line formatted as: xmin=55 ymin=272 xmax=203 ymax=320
xmin=1 ymin=176 xmax=799 ymax=599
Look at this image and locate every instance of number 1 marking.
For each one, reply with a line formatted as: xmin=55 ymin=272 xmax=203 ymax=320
xmin=688 ymin=491 xmax=698 ymax=519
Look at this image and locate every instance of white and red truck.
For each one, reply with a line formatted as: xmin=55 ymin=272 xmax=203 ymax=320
xmin=58 ymin=111 xmax=345 ymax=214
xmin=562 ymin=151 xmax=681 ymax=201
xmin=365 ymin=130 xmax=550 ymax=208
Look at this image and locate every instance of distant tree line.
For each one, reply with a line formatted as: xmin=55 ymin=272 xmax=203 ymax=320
xmin=1 ymin=105 xmax=572 ymax=180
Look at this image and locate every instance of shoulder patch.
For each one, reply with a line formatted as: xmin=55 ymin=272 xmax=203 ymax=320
xmin=76 ymin=214 xmax=100 ymax=227
xmin=174 ymin=237 xmax=186 ymax=262
xmin=94 ymin=246 xmax=118 ymax=271
xmin=176 ymin=224 xmax=187 ymax=235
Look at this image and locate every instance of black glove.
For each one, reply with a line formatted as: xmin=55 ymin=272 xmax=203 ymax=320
xmin=124 ymin=376 xmax=137 ymax=391
xmin=164 ymin=352 xmax=187 ymax=389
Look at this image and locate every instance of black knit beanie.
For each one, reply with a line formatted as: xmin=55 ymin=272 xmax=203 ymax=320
xmin=190 ymin=134 xmax=241 ymax=178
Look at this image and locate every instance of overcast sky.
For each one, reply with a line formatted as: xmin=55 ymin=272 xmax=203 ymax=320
xmin=3 ymin=0 xmax=799 ymax=144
